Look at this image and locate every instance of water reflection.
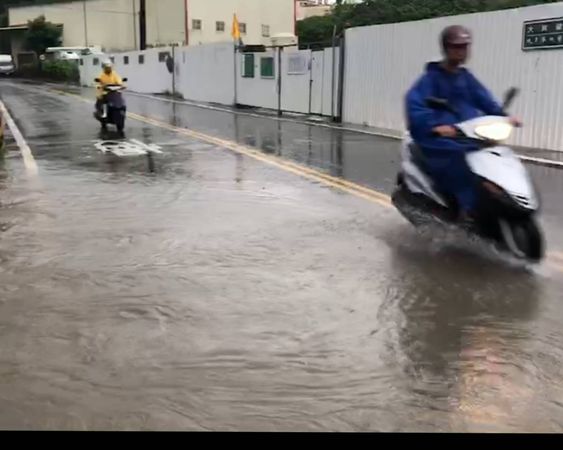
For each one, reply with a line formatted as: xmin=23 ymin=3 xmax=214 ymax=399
xmin=386 ymin=244 xmax=542 ymax=430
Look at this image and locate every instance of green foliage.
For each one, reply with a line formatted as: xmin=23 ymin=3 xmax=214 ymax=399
xmin=297 ymin=15 xmax=337 ymax=47
xmin=41 ymin=59 xmax=79 ymax=82
xmin=297 ymin=0 xmax=560 ymax=47
xmin=24 ymin=15 xmax=62 ymax=55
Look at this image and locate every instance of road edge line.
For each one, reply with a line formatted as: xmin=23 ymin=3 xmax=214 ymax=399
xmin=0 ymin=98 xmax=38 ymax=174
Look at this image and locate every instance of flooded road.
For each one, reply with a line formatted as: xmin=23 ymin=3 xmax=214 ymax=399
xmin=0 ymin=80 xmax=562 ymax=431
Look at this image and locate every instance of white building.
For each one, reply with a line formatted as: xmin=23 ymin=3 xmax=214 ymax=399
xmin=7 ymin=0 xmax=297 ymax=53
xmin=296 ymin=1 xmax=332 ymax=21
xmin=187 ymin=0 xmax=296 ymax=46
xmin=8 ymin=0 xmax=139 ymax=53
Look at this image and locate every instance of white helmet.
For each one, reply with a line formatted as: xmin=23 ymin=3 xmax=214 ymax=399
xmin=102 ymin=59 xmax=113 ymax=68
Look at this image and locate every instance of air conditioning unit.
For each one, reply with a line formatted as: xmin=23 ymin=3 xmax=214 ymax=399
xmin=270 ymin=33 xmax=298 ymax=47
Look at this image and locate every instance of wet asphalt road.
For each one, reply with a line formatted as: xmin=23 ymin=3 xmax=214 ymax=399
xmin=0 ymin=79 xmax=563 ymax=431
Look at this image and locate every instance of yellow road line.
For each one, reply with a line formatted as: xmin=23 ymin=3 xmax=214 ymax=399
xmin=52 ymin=88 xmax=563 ymax=271
xmin=129 ymin=112 xmax=393 ymax=206
xmin=55 ymin=89 xmax=392 ymax=207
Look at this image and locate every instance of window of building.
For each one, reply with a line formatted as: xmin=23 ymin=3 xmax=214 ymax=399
xmin=138 ymin=54 xmax=145 ymax=64
xmin=79 ymin=59 xmax=84 ymax=66
xmin=260 ymin=56 xmax=275 ymax=78
xmin=262 ymin=24 xmax=270 ymax=38
xmin=216 ymin=21 xmax=225 ymax=32
xmin=192 ymin=19 xmax=202 ymax=30
xmin=242 ymin=54 xmax=255 ymax=78
xmin=239 ymin=23 xmax=247 ymax=34
xmin=124 ymin=55 xmax=129 ymax=65
xmin=93 ymin=57 xmax=99 ymax=66
xmin=110 ymin=56 xmax=115 ymax=64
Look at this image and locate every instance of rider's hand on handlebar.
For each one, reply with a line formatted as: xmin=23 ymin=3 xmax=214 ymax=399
xmin=509 ymin=117 xmax=523 ymax=128
xmin=432 ymin=125 xmax=458 ymax=138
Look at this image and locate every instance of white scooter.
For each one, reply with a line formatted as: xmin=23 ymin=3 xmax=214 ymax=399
xmin=392 ymin=88 xmax=544 ymax=262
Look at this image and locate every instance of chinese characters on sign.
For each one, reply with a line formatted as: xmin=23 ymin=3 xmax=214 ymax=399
xmin=523 ymin=17 xmax=563 ymax=50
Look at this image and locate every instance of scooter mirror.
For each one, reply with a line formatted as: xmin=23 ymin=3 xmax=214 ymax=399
xmin=502 ymin=87 xmax=519 ymax=111
xmin=426 ymin=97 xmax=460 ymax=118
xmin=426 ymin=97 xmax=449 ymax=109
xmin=122 ymin=78 xmax=128 ymax=82
xmin=94 ymin=78 xmax=101 ymax=82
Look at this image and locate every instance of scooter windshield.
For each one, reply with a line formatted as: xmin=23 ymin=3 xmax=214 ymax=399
xmin=474 ymin=121 xmax=513 ymax=142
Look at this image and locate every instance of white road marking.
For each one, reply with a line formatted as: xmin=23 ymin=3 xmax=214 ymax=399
xmin=0 ymin=99 xmax=38 ymax=174
xmin=129 ymin=138 xmax=163 ymax=154
xmin=94 ymin=139 xmax=163 ymax=157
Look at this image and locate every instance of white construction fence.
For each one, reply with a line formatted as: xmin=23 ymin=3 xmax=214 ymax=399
xmin=78 ymin=2 xmax=563 ymax=151
xmin=342 ymin=2 xmax=563 ymax=151
xmin=79 ymin=43 xmax=341 ymax=117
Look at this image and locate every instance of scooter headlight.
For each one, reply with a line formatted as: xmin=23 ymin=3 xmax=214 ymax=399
xmin=474 ymin=122 xmax=513 ymax=142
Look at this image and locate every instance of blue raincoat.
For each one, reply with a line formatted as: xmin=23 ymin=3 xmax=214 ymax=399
xmin=405 ymin=62 xmax=505 ymax=212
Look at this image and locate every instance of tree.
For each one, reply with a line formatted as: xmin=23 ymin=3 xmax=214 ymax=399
xmin=297 ymin=0 xmax=560 ymax=47
xmin=24 ymin=15 xmax=62 ymax=55
xmin=297 ymin=15 xmax=335 ymax=47
xmin=0 ymin=0 xmax=73 ymax=23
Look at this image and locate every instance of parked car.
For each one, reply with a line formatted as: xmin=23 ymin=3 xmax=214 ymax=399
xmin=0 ymin=54 xmax=16 ymax=76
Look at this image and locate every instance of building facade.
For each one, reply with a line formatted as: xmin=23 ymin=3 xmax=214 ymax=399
xmin=296 ymin=0 xmax=332 ymax=21
xmin=8 ymin=0 xmax=138 ymax=52
xmin=8 ymin=0 xmax=297 ymax=52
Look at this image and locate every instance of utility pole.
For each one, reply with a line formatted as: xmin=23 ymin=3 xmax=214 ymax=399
xmin=82 ymin=0 xmax=89 ymax=47
xmin=132 ymin=0 xmax=138 ymax=50
xmin=184 ymin=0 xmax=189 ymax=46
xmin=277 ymin=46 xmax=283 ymax=117
xmin=139 ymin=0 xmax=147 ymax=50
xmin=331 ymin=24 xmax=336 ymax=121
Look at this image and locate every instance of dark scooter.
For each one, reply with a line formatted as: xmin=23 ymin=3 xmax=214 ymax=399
xmin=94 ymin=77 xmax=128 ymax=137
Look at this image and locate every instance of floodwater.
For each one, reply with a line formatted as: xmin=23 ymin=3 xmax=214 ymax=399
xmin=0 ymin=80 xmax=562 ymax=431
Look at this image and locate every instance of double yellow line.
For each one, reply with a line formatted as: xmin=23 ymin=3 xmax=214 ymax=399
xmin=132 ymin=112 xmax=393 ymax=207
xmin=55 ymin=89 xmax=392 ymax=208
xmin=54 ymin=88 xmax=563 ymax=273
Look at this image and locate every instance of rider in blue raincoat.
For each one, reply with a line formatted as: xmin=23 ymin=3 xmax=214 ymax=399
xmin=405 ymin=25 xmax=520 ymax=221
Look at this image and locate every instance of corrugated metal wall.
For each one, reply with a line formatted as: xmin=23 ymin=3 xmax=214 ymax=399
xmin=235 ymin=47 xmax=340 ymax=116
xmin=113 ymin=48 xmax=174 ymax=94
xmin=343 ymin=2 xmax=563 ymax=151
xmin=80 ymin=48 xmax=174 ymax=94
xmin=78 ymin=44 xmax=341 ymax=117
xmin=281 ymin=49 xmax=313 ymax=114
xmin=236 ymin=49 xmax=279 ymax=110
xmin=321 ymin=47 xmax=340 ymax=117
xmin=79 ymin=55 xmax=102 ymax=88
xmin=176 ymin=43 xmax=235 ymax=105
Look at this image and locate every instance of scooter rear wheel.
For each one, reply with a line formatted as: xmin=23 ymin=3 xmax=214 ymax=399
xmin=114 ymin=111 xmax=125 ymax=135
xmin=502 ymin=218 xmax=544 ymax=262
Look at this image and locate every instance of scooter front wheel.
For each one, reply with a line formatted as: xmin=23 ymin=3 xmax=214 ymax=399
xmin=115 ymin=110 xmax=126 ymax=131
xmin=499 ymin=217 xmax=545 ymax=262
